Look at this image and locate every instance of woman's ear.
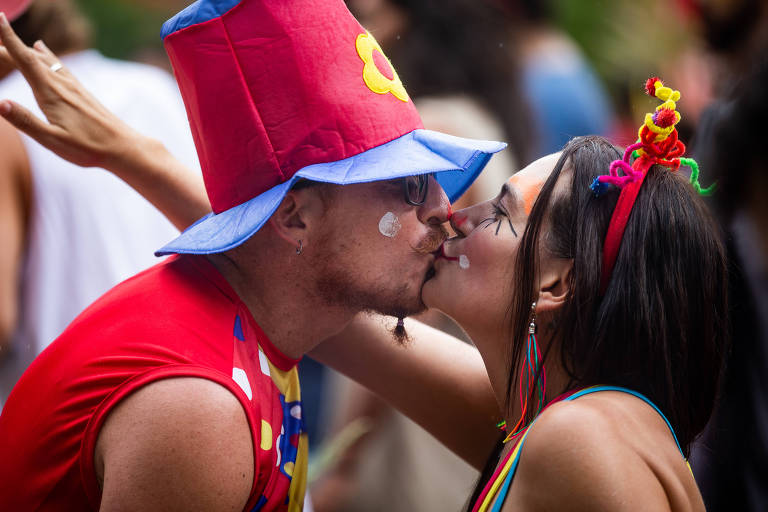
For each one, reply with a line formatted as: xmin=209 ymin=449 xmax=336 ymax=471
xmin=267 ymin=187 xmax=328 ymax=248
xmin=536 ymin=256 xmax=573 ymax=313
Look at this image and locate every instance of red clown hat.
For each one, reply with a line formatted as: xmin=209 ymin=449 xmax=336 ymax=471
xmin=157 ymin=0 xmax=505 ymax=255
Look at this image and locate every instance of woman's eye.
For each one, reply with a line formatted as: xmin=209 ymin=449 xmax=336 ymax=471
xmin=484 ymin=202 xmax=518 ymax=237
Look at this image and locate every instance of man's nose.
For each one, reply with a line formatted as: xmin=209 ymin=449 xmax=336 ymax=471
xmin=418 ymin=175 xmax=451 ymax=225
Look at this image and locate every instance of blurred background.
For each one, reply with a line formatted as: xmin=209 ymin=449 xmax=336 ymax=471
xmin=1 ymin=0 xmax=766 ymax=510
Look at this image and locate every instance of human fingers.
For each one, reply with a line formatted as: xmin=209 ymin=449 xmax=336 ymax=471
xmin=32 ymin=40 xmax=72 ymax=78
xmin=0 ymin=45 xmax=14 ymax=69
xmin=0 ymin=12 xmax=47 ymax=83
xmin=0 ymin=99 xmax=66 ymax=154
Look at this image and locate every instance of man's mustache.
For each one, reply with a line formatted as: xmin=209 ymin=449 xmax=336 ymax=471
xmin=411 ymin=226 xmax=448 ymax=254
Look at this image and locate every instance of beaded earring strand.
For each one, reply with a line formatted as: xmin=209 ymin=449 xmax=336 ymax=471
xmin=497 ymin=302 xmax=547 ymax=443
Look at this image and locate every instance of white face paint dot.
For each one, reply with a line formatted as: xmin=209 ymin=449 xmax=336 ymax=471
xmin=459 ymin=254 xmax=470 ymax=269
xmin=378 ymin=212 xmax=402 ymax=238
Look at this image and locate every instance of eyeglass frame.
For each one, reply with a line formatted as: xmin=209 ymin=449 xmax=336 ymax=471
xmin=402 ymin=173 xmax=433 ymax=206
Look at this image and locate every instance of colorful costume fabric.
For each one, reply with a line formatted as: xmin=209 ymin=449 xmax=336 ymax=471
xmin=0 ymin=256 xmax=307 ymax=511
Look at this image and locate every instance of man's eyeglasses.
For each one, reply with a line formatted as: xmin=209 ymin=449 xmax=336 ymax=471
xmin=403 ymin=173 xmax=433 ymax=206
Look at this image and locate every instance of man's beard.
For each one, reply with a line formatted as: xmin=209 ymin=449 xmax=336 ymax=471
xmin=314 ymin=264 xmax=426 ymax=321
xmin=312 ymin=251 xmax=430 ymax=345
xmin=311 ymin=227 xmax=445 ymax=343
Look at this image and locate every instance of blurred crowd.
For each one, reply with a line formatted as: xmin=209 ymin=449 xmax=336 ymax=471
xmin=0 ymin=0 xmax=766 ymax=510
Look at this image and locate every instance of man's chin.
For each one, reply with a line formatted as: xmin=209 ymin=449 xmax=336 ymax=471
xmin=371 ymin=298 xmax=426 ymax=320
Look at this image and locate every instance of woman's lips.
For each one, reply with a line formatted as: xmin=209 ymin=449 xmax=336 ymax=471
xmin=436 ymin=243 xmax=459 ymax=262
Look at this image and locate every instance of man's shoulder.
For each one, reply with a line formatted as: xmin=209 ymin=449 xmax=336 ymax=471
xmin=95 ymin=377 xmax=254 ymax=511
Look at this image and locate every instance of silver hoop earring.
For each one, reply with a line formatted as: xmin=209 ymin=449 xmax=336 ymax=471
xmin=296 ymin=240 xmax=303 ymax=255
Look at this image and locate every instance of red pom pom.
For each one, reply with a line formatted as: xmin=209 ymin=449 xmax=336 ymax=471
xmin=653 ymin=108 xmax=677 ymax=128
xmin=645 ymin=77 xmax=661 ymax=96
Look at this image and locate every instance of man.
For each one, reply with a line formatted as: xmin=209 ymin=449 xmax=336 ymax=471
xmin=0 ymin=0 xmax=201 ymax=407
xmin=0 ymin=0 xmax=504 ymax=510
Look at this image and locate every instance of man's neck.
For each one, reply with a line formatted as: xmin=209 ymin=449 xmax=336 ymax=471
xmin=205 ymin=252 xmax=356 ymax=360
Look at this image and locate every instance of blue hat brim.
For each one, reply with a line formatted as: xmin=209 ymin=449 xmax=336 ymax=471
xmin=156 ymin=129 xmax=506 ymax=256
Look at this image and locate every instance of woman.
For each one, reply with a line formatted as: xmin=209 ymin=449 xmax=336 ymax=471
xmin=0 ymin=20 xmax=726 ymax=511
xmin=439 ymin=133 xmax=724 ymax=510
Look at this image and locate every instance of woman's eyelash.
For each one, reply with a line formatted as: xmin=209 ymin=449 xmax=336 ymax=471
xmin=492 ymin=203 xmax=518 ymax=237
xmin=479 ymin=203 xmax=507 ymax=233
xmin=478 ymin=203 xmax=517 ymax=237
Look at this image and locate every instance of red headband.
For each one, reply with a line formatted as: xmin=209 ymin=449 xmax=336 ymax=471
xmin=591 ymin=78 xmax=696 ymax=294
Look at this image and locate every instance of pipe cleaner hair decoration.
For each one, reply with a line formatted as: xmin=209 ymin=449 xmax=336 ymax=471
xmin=590 ymin=77 xmax=715 ymax=294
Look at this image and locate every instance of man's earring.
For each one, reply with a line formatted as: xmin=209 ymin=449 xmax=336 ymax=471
xmin=296 ymin=240 xmax=303 ymax=255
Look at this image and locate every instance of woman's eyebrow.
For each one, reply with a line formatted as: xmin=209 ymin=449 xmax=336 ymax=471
xmin=500 ymin=183 xmax=520 ymax=210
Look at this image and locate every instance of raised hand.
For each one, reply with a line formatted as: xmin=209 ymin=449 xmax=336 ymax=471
xmin=0 ymin=12 xmax=142 ymax=170
xmin=0 ymin=12 xmax=210 ymax=230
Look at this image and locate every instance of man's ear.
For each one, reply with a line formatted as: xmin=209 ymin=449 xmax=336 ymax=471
xmin=536 ymin=256 xmax=573 ymax=313
xmin=267 ymin=188 xmax=327 ymax=248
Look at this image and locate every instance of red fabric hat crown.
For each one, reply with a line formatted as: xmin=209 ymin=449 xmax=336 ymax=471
xmin=162 ymin=0 xmax=423 ymax=214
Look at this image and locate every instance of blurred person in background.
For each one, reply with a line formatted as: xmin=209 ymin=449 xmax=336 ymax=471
xmin=677 ymin=2 xmax=768 ymax=509
xmin=502 ymin=0 xmax=614 ymax=159
xmin=0 ymin=0 xmax=200 ymax=408
xmin=685 ymin=1 xmax=768 ymax=502
xmin=693 ymin=0 xmax=768 ymax=83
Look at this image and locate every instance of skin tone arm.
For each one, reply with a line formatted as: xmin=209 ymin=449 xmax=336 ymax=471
xmin=310 ymin=315 xmax=502 ymax=470
xmin=95 ymin=378 xmax=254 ymax=512
xmin=0 ymin=16 xmax=501 ymax=468
xmin=0 ymin=117 xmax=29 ymax=356
xmin=0 ymin=13 xmax=209 ymax=232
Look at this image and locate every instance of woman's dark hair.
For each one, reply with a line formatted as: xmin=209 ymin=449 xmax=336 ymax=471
xmin=507 ymin=135 xmax=728 ymax=458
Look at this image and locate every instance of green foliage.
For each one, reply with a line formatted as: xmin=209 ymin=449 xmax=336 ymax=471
xmin=75 ymin=0 xmax=172 ymax=59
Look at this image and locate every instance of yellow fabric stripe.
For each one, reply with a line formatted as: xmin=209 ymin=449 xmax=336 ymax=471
xmin=477 ymin=427 xmax=531 ymax=512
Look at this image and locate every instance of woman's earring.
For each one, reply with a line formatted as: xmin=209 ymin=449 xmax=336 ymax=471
xmin=296 ymin=240 xmax=303 ymax=255
xmin=504 ymin=301 xmax=547 ymax=443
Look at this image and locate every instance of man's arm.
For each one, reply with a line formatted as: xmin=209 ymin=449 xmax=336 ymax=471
xmin=95 ymin=378 xmax=254 ymax=512
xmin=0 ymin=15 xmax=210 ymax=232
xmin=310 ymin=315 xmax=501 ymax=470
xmin=0 ymin=118 xmax=29 ymax=356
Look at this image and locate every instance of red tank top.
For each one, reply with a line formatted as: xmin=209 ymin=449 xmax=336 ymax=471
xmin=0 ymin=255 xmax=308 ymax=511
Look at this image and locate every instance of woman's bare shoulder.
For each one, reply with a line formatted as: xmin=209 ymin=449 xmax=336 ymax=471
xmin=501 ymin=394 xmax=698 ymax=512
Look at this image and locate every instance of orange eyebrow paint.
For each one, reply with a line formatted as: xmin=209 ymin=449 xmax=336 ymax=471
xmin=509 ymin=174 xmax=544 ymax=215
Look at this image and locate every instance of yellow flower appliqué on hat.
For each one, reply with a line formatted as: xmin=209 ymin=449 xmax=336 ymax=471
xmin=355 ymin=32 xmax=409 ymax=102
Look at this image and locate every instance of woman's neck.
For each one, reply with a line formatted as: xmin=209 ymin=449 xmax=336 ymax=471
xmin=466 ymin=324 xmax=571 ymax=428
